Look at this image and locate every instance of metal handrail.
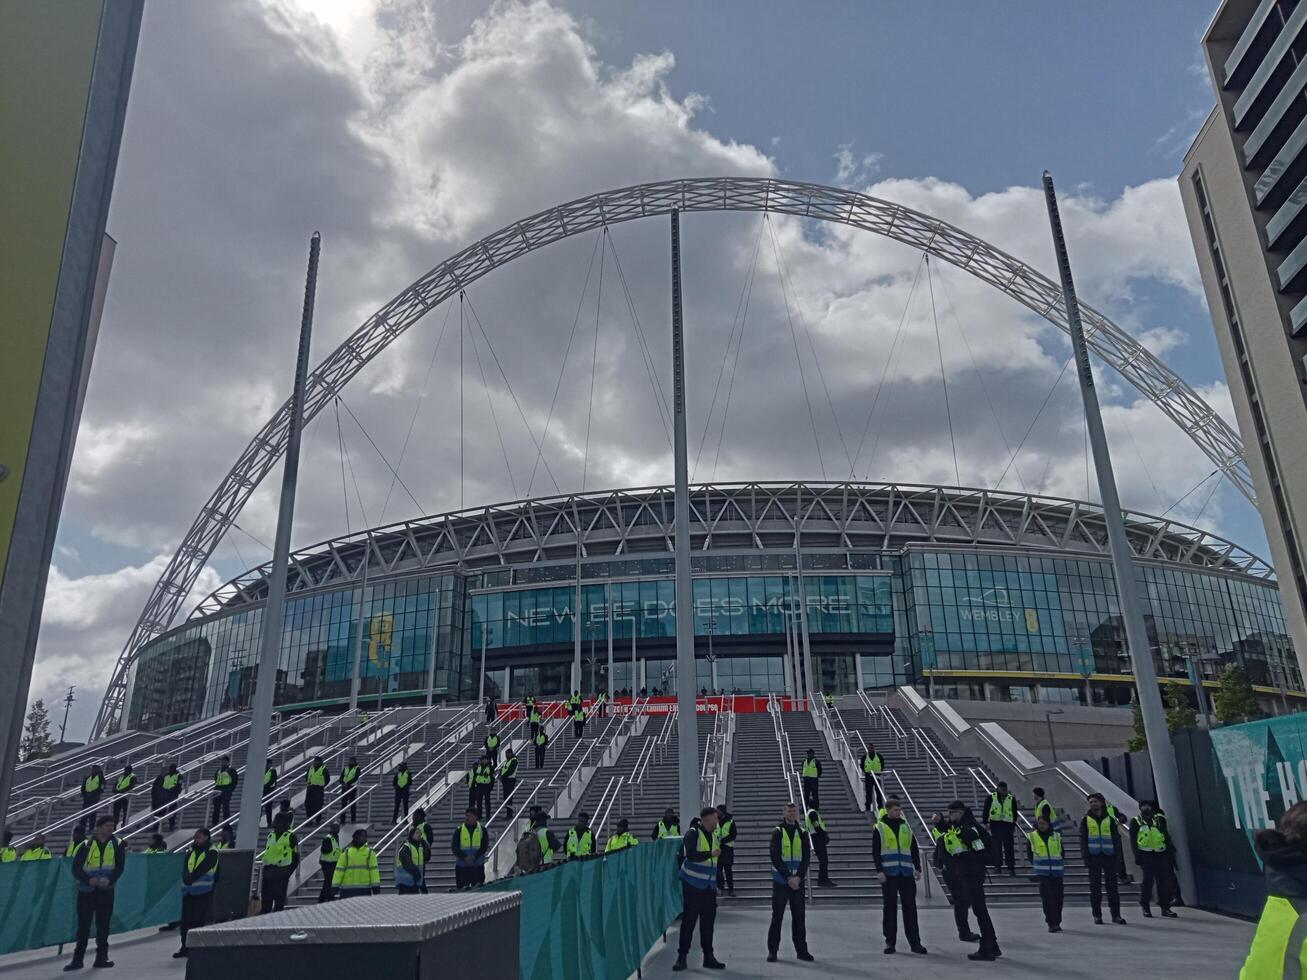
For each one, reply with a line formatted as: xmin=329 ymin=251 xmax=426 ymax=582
xmin=547 ymin=707 xmax=623 ymax=788
xmin=877 ymin=704 xmax=909 ymax=742
xmin=593 ymin=776 xmax=625 ymax=845
xmin=913 ymin=729 xmax=957 ymax=779
xmin=968 ymin=765 xmax=1033 ymax=831
xmin=479 ymin=777 xmax=557 ymax=875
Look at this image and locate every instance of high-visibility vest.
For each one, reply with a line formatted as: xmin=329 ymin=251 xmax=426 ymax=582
xmin=65 ymin=840 xmax=85 ymax=857
xmin=535 ymin=827 xmax=554 ymax=863
xmin=307 ymin=766 xmax=327 ymax=786
xmin=605 ymin=832 xmax=638 ymax=853
xmin=1240 ymin=895 xmax=1307 ymax=979
xmin=21 ymin=848 xmax=52 ymax=861
xmin=1034 ymin=799 xmax=1057 ymax=824
xmin=805 ymin=812 xmax=827 ymax=834
xmin=332 ymin=845 xmax=379 ymax=890
xmin=215 ymin=769 xmax=234 ymax=789
xmin=0 ymin=847 xmax=16 ymax=862
xmin=263 ymin=832 xmax=295 ymax=868
xmin=987 ymin=793 xmax=1015 ymax=823
xmin=773 ymin=825 xmax=803 ymax=883
xmin=940 ymin=827 xmax=984 ymax=857
xmin=879 ymin=821 xmax=915 ymax=876
xmin=458 ymin=824 xmax=486 ymax=866
xmin=321 ymin=834 xmax=341 ymax=864
xmin=341 ymin=765 xmax=359 ymax=786
xmin=566 ymin=828 xmax=594 ymax=856
xmin=535 ymin=732 xmax=547 ymax=746
xmin=213 ymin=841 xmax=233 ymax=851
xmin=264 ymin=768 xmax=275 ymax=786
xmin=144 ymin=846 xmax=167 ymax=854
xmin=573 ymin=708 xmax=585 ymax=722
xmin=395 ymin=842 xmax=425 ymax=886
xmin=678 ymin=829 xmax=717 ymax=890
xmin=182 ymin=848 xmax=217 ymax=895
xmin=1135 ymin=818 xmax=1167 ymax=853
xmin=486 ymin=735 xmax=500 ymax=750
xmin=396 ymin=770 xmax=411 ymax=789
xmin=801 ymin=759 xmax=819 ymax=779
xmin=83 ymin=774 xmax=102 ymax=794
xmin=500 ymin=757 xmax=518 ymax=779
xmin=656 ymin=821 xmax=680 ymax=839
xmin=83 ymin=839 xmax=117 ymax=874
xmin=1085 ymin=815 xmax=1116 ymax=855
xmin=476 ymin=765 xmax=492 ymax=786
xmin=162 ymin=773 xmax=180 ymax=791
xmin=115 ymin=774 xmax=135 ymax=792
xmin=530 ymin=709 xmax=542 ymax=724
xmin=863 ymin=754 xmax=883 ymax=774
xmin=1027 ymin=831 xmax=1064 ymax=876
xmin=719 ymin=818 xmax=735 ymax=847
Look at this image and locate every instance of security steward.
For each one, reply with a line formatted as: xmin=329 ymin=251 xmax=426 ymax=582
xmin=767 ymin=802 xmax=814 ymax=963
xmin=1131 ymin=800 xmax=1177 ymax=918
xmin=318 ymin=821 xmax=342 ymax=903
xmin=396 ymin=825 xmax=428 ymax=894
xmin=452 ymin=809 xmax=490 ymax=889
xmin=21 ymin=834 xmax=52 ymax=861
xmin=572 ymin=702 xmax=587 ymax=739
xmin=1080 ymin=793 xmax=1126 ymax=925
xmin=715 ymin=803 xmax=737 ymax=896
xmin=1239 ymin=802 xmax=1307 ymax=977
xmin=531 ymin=811 xmax=560 ymax=865
xmin=499 ymin=748 xmax=519 ymax=818
xmin=333 ymin=828 xmax=381 ymax=898
xmin=484 ymin=730 xmax=501 ymax=767
xmin=80 ymin=766 xmax=105 ymax=816
xmin=674 ymin=807 xmax=726 ymax=972
xmin=466 ymin=755 xmax=494 ymax=817
xmin=533 ymin=727 xmax=549 ymax=769
xmin=1032 ymin=786 xmax=1057 ymax=826
xmin=566 ymin=812 xmax=595 ymax=858
xmin=933 ymin=801 xmax=1001 ymax=961
xmin=339 ymin=756 xmax=360 ymax=823
xmin=211 ymin=755 xmax=238 ymax=825
xmin=1026 ymin=813 xmax=1065 ymax=933
xmin=261 ymin=762 xmax=278 ymax=827
xmin=654 ymin=808 xmax=681 ymax=842
xmin=874 ymin=797 xmax=926 ymax=954
xmin=111 ymin=765 xmax=136 ymax=827
xmin=801 ymin=750 xmax=822 ymax=810
xmin=174 ymin=827 xmax=218 ymax=959
xmin=605 ymin=819 xmax=639 ymax=853
xmin=393 ymin=761 xmax=413 ymax=822
xmin=260 ymin=812 xmax=300 ymax=913
xmin=806 ymin=808 xmax=836 ymax=886
xmin=528 ymin=704 xmax=543 ymax=741
xmin=304 ymin=757 xmax=330 ymax=820
xmin=862 ymin=745 xmax=885 ymax=812
xmin=65 ymin=815 xmax=125 ymax=972
xmin=984 ymin=781 xmax=1019 ymax=876
xmin=0 ymin=829 xmax=14 ymax=862
xmin=144 ymin=833 xmax=168 ymax=853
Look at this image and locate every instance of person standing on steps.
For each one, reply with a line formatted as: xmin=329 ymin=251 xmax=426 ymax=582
xmin=654 ymin=809 xmax=681 ymax=842
xmin=159 ymin=761 xmax=184 ymax=832
xmin=80 ymin=765 xmax=105 ymax=817
xmin=571 ymin=701 xmax=587 ymax=739
xmin=874 ymin=798 xmax=926 ymax=955
xmin=565 ymin=813 xmax=595 ymax=858
xmin=111 ymin=764 xmax=136 ymax=827
xmin=528 ymin=703 xmax=543 ymax=741
xmin=484 ymin=694 xmax=497 ymax=724
xmin=1026 ymin=813 xmax=1065 ymax=933
xmin=395 ymin=824 xmax=428 ymax=894
xmin=1032 ymin=786 xmax=1058 ymax=827
xmin=484 ymin=730 xmax=501 ymax=767
xmin=499 ymin=748 xmax=519 ymax=818
xmin=317 ymin=822 xmax=342 ymax=903
xmin=984 ymin=781 xmax=1019 ymax=876
xmin=801 ymin=750 xmax=821 ymax=810
xmin=65 ymin=815 xmax=125 ymax=972
xmin=393 ymin=761 xmax=413 ymax=822
xmin=174 ymin=827 xmax=218 ymax=960
xmin=933 ymin=801 xmax=1001 ymax=961
xmin=1080 ymin=793 xmax=1127 ymax=925
xmin=304 ymin=757 xmax=329 ymax=820
xmin=605 ymin=819 xmax=638 ymax=853
xmin=261 ymin=762 xmax=278 ymax=828
xmin=674 ymin=807 xmax=726 ymax=972
xmin=333 ymin=828 xmax=380 ymax=899
xmin=715 ymin=803 xmax=736 ymax=896
xmin=806 ymin=808 xmax=836 ymax=887
xmin=533 ymin=727 xmax=549 ymax=769
xmin=260 ymin=812 xmax=300 ymax=914
xmin=766 ymin=802 xmax=814 ymax=964
xmin=339 ymin=756 xmax=360 ymax=823
xmin=1131 ymin=800 xmax=1178 ymax=919
xmin=211 ymin=755 xmax=238 ymax=826
xmin=862 ymin=745 xmax=885 ymax=812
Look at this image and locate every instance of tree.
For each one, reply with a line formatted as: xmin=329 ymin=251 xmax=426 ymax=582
xmin=20 ymin=699 xmax=55 ymax=762
xmin=1127 ymin=695 xmax=1147 ymax=752
xmin=1213 ymin=663 xmax=1261 ymax=725
xmin=1165 ymin=684 xmax=1198 ymax=733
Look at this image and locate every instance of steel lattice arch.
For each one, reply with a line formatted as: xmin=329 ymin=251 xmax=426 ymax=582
xmin=93 ymin=177 xmax=1256 ymax=735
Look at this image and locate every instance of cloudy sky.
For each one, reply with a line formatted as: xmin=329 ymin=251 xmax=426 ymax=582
xmin=37 ymin=0 xmax=1243 ymax=738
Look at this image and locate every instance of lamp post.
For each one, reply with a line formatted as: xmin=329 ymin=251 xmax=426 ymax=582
xmin=1073 ymin=633 xmax=1092 ymax=706
xmin=919 ymin=627 xmax=936 ymax=700
xmin=477 ymin=623 xmax=490 ymax=704
xmin=1044 ymin=708 xmax=1064 ymax=764
xmin=706 ymin=617 xmax=718 ymax=693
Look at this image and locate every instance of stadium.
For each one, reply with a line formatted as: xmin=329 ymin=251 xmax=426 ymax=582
xmin=123 ymin=479 xmax=1301 ymax=731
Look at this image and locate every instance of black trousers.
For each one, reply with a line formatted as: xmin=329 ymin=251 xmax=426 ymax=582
xmin=718 ymin=847 xmax=735 ymax=892
xmin=73 ymin=889 xmax=114 ymax=962
xmin=486 ymin=748 xmax=499 ymax=767
xmin=573 ymin=721 xmax=585 ymax=739
xmin=1138 ymin=854 xmax=1173 ymax=911
xmin=678 ymin=884 xmax=717 ymax=959
xmin=989 ymin=822 xmax=1015 ymax=871
xmin=1038 ymin=876 xmax=1064 ymax=927
xmin=162 ymin=796 xmax=180 ymax=831
xmin=211 ymin=791 xmax=233 ymax=825
xmin=881 ymin=875 xmax=920 ymax=947
xmin=530 ymin=722 xmax=540 ymax=740
xmin=340 ymin=786 xmax=358 ymax=822
xmin=802 ymin=777 xmax=819 ymax=810
xmin=393 ymin=789 xmax=410 ymax=823
xmin=397 ymin=883 xmax=427 ymax=895
xmin=455 ymin=866 xmax=485 ymax=889
xmin=179 ymin=892 xmax=214 ymax=948
xmin=305 ymin=786 xmax=324 ymax=820
xmin=813 ymin=834 xmax=830 ymax=881
xmin=534 ymin=746 xmax=546 ymax=768
xmin=318 ymin=863 xmax=337 ymax=903
xmin=263 ymin=798 xmax=275 ymax=827
xmin=1087 ymin=855 xmax=1121 ymax=918
xmin=261 ymin=871 xmax=290 ymax=914
xmin=501 ymin=778 xmax=517 ymax=812
xmin=767 ymin=882 xmax=807 ymax=955
xmin=864 ymin=774 xmax=883 ymax=811
xmin=81 ymin=792 xmax=102 ymax=816
xmin=952 ymin=874 xmax=998 ymax=952
xmin=111 ymin=796 xmax=130 ymax=826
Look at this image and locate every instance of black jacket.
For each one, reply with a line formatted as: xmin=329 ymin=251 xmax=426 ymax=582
xmin=1078 ymin=811 xmax=1123 ymax=862
xmin=1259 ymin=831 xmax=1307 ymax=901
xmin=262 ymin=767 xmax=278 ymax=797
xmin=769 ymin=823 xmax=810 ymax=880
xmin=1129 ymin=815 xmax=1174 ymax=861
xmin=872 ymin=816 xmax=921 ymax=873
xmin=182 ymin=845 xmax=219 ymax=887
xmin=449 ymin=824 xmax=491 ymax=862
xmin=215 ymin=766 xmax=238 ymax=794
xmin=934 ymin=811 xmax=990 ymax=878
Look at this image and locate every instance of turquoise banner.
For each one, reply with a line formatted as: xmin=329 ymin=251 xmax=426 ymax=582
xmin=484 ymin=839 xmax=683 ymax=979
xmin=0 ymin=854 xmax=184 ymax=954
xmin=1209 ymin=713 xmax=1307 ymax=858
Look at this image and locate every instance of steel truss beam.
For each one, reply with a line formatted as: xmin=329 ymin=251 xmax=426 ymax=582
xmin=92 ymin=177 xmax=1254 ymax=735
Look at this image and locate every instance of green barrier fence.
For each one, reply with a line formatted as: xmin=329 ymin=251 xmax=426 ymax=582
xmin=0 ymin=854 xmax=185 ymax=955
xmin=484 ymin=838 xmax=683 ymax=979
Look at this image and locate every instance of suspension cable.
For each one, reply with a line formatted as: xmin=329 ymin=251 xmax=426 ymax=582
xmin=380 ymin=298 xmax=455 ymax=525
xmin=582 ymin=230 xmax=606 ymax=492
xmin=1159 ymin=469 xmax=1219 ymax=519
xmin=465 ymin=292 xmax=520 ymax=499
xmin=711 ymin=223 xmax=762 ymax=482
xmin=231 ymin=522 xmax=272 ymax=553
xmin=992 ymin=356 xmax=1073 ymax=492
xmin=606 ymin=229 xmax=673 ymax=447
xmin=526 ymin=231 xmax=603 ymax=498
xmin=336 ymin=395 xmax=424 ymax=516
xmin=1125 ymin=422 xmax=1163 ymax=510
xmin=765 ymin=216 xmax=826 ymax=479
xmin=1192 ymin=472 xmax=1223 ymax=525
xmin=334 ymin=397 xmax=352 ymax=536
xmin=926 ymin=256 xmax=961 ymax=487
xmin=336 ymin=397 xmax=372 ymax=529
